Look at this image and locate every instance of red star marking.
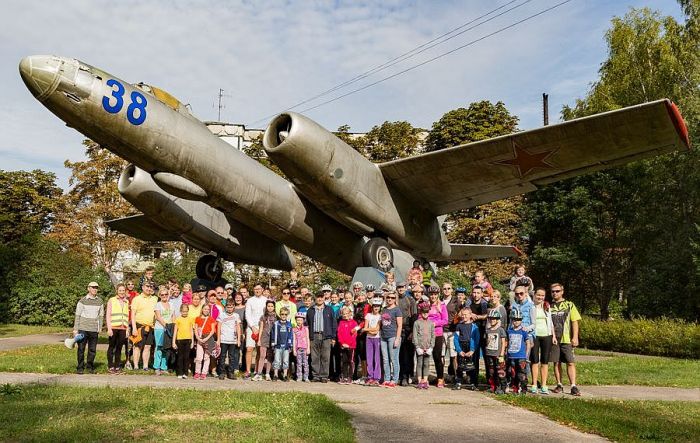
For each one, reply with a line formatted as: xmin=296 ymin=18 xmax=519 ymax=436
xmin=493 ymin=140 xmax=557 ymax=178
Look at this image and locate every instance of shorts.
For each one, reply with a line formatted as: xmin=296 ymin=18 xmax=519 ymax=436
xmin=245 ymin=326 xmax=257 ymax=348
xmin=550 ymin=343 xmax=575 ymax=364
xmin=135 ymin=323 xmax=154 ymax=348
xmin=443 ymin=331 xmax=457 ymax=358
xmin=531 ymin=335 xmax=553 ymax=364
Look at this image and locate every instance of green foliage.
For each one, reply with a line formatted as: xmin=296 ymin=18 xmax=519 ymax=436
xmin=424 ymin=100 xmax=518 ymax=152
xmin=0 ymin=169 xmax=61 ymax=244
xmin=580 ymin=316 xmax=700 ymax=359
xmin=354 ymin=121 xmax=422 ymax=162
xmin=152 ymin=247 xmax=200 ymax=288
xmin=6 ymin=235 xmax=110 ymax=326
xmin=526 ymin=4 xmax=700 ymax=321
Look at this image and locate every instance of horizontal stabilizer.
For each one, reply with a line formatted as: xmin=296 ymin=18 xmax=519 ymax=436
xmin=446 ymin=244 xmax=521 ymax=261
xmin=106 ymin=214 xmax=179 ymax=242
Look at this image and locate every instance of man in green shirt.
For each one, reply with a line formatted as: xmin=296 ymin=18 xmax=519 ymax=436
xmin=549 ymin=283 xmax=581 ymax=396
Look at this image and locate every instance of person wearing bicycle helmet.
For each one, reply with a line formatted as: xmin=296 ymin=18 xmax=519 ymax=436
xmin=485 ymin=309 xmax=507 ymax=394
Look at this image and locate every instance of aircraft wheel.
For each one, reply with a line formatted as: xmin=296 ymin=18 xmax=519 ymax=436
xmin=196 ymin=254 xmax=223 ymax=281
xmin=362 ymin=238 xmax=393 ymax=272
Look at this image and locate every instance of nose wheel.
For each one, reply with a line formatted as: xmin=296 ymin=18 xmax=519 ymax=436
xmin=196 ymin=254 xmax=223 ymax=282
xmin=362 ymin=238 xmax=393 ymax=272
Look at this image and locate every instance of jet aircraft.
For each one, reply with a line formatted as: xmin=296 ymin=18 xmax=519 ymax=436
xmin=19 ymin=55 xmax=691 ymax=281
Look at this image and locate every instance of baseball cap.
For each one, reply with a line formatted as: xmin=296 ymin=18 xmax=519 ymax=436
xmin=396 ymin=281 xmax=407 ymax=288
xmin=87 ymin=282 xmax=99 ymax=288
xmin=225 ymin=283 xmax=234 ymax=290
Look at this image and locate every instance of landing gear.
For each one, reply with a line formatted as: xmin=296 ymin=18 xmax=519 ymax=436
xmin=196 ymin=254 xmax=223 ymax=282
xmin=362 ymin=238 xmax=394 ymax=272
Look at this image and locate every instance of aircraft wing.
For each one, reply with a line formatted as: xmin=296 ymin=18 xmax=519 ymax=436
xmin=105 ymin=214 xmax=179 ymax=242
xmin=380 ymin=99 xmax=690 ymax=215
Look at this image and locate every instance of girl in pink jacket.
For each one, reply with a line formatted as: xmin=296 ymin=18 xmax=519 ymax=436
xmin=337 ymin=306 xmax=359 ymax=385
xmin=427 ymin=286 xmax=449 ymax=387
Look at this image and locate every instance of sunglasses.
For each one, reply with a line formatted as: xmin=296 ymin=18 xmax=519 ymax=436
xmin=551 ymin=289 xmax=563 ymax=293
xmin=89 ymin=286 xmax=98 ymax=289
xmin=282 ymin=291 xmax=290 ymax=295
xmin=386 ymin=296 xmax=396 ymax=299
xmin=515 ymin=292 xmax=526 ymax=295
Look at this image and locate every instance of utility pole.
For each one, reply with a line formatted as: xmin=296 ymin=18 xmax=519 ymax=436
xmin=217 ymin=88 xmax=225 ymax=121
xmin=542 ymin=93 xmax=549 ymax=126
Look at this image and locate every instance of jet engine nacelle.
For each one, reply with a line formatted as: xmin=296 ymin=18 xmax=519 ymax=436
xmin=117 ymin=164 xmax=295 ymax=270
xmin=263 ymin=112 xmax=447 ymax=257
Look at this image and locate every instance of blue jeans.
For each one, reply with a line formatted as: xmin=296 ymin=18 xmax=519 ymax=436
xmin=153 ymin=328 xmax=168 ymax=371
xmin=380 ymin=336 xmax=401 ymax=382
xmin=273 ymin=348 xmax=290 ymax=370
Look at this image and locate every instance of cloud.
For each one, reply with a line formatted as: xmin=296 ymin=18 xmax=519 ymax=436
xmin=0 ymin=0 xmax=685 ymax=189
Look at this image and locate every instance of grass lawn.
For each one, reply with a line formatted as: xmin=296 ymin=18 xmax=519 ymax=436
xmin=0 ymin=324 xmax=70 ymax=338
xmin=0 ymin=344 xmax=697 ymax=388
xmin=500 ymin=396 xmax=700 ymax=442
xmin=0 ymin=384 xmax=354 ymax=442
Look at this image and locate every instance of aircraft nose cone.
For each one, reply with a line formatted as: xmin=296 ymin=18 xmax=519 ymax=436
xmin=19 ymin=55 xmax=62 ymax=101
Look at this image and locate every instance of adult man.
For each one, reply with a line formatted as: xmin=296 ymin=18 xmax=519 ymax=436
xmin=168 ymin=280 xmax=182 ymax=319
xmin=306 ymin=291 xmax=337 ymax=382
xmin=138 ymin=265 xmax=156 ymax=290
xmin=466 ymin=285 xmax=489 ymax=382
xmin=441 ymin=282 xmax=460 ymax=380
xmin=131 ymin=281 xmax=158 ymax=371
xmin=549 ymin=283 xmax=582 ymax=396
xmin=244 ymin=283 xmax=267 ymax=378
xmin=73 ymin=281 xmax=104 ymax=374
xmin=215 ymin=286 xmax=227 ymax=306
xmin=106 ymin=283 xmax=129 ymax=373
xmin=238 ymin=286 xmax=249 ymax=301
xmin=397 ymin=281 xmax=416 ymax=386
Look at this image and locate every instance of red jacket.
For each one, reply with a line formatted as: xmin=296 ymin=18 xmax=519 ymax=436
xmin=337 ymin=319 xmax=359 ymax=349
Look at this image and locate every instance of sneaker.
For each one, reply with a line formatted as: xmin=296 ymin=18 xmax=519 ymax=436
xmin=252 ymin=374 xmax=262 ymax=381
xmin=108 ymin=368 xmax=116 ymax=374
xmin=552 ymin=384 xmax=564 ymax=394
xmin=303 ymin=378 xmax=310 ymax=382
xmin=469 ymin=384 xmax=478 ymax=391
xmin=452 ymin=383 xmax=462 ymax=391
xmin=155 ymin=370 xmax=161 ymax=376
xmin=218 ymin=374 xmax=225 ymax=380
xmin=436 ymin=379 xmax=445 ymax=388
xmin=201 ymin=374 xmax=207 ymax=380
xmin=422 ymin=382 xmax=429 ymax=390
xmin=353 ymin=377 xmax=365 ymax=385
xmin=539 ymin=386 xmax=549 ymax=395
xmin=495 ymin=388 xmax=505 ymax=395
xmin=400 ymin=379 xmax=408 ymax=387
xmin=265 ymin=373 xmax=271 ymax=381
xmin=193 ymin=373 xmax=200 ymax=380
xmin=182 ymin=374 xmax=188 ymax=379
xmin=570 ymin=385 xmax=581 ymax=396
xmin=529 ymin=386 xmax=538 ymax=394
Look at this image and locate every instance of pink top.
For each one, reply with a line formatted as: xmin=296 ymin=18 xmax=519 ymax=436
xmin=293 ymin=325 xmax=309 ymax=351
xmin=337 ymin=319 xmax=359 ymax=349
xmin=427 ymin=302 xmax=448 ymax=336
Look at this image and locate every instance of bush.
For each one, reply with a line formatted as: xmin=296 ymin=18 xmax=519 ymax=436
xmin=580 ymin=316 xmax=700 ymax=359
xmin=7 ymin=236 xmax=110 ymax=326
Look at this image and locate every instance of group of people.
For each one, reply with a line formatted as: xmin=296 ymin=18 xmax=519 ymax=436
xmin=72 ymin=264 xmax=582 ymax=395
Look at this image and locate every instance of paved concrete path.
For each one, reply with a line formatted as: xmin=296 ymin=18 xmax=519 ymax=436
xmin=0 ymin=372 xmax=605 ymax=443
xmin=580 ymin=385 xmax=700 ymax=402
xmin=0 ymin=333 xmax=66 ymax=351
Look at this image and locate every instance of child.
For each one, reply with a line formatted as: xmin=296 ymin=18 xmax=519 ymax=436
xmin=293 ymin=312 xmax=310 ymax=382
xmin=194 ymin=304 xmax=217 ymax=380
xmin=217 ymin=299 xmax=242 ymax=380
xmin=254 ymin=300 xmax=277 ymax=381
xmin=181 ymin=283 xmax=192 ymax=305
xmin=337 ymin=306 xmax=359 ymax=385
xmin=271 ymin=307 xmax=293 ymax=381
xmin=453 ymin=307 xmax=481 ymax=390
xmin=507 ymin=308 xmax=532 ymax=394
xmin=412 ymin=302 xmax=435 ymax=390
xmin=172 ymin=304 xmax=194 ymax=379
xmin=363 ymin=297 xmax=383 ymax=386
xmin=484 ymin=309 xmax=507 ymax=394
xmin=509 ymin=265 xmax=534 ymax=298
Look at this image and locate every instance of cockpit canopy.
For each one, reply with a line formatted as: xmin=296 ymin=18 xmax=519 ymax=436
xmin=134 ymin=83 xmax=193 ymax=117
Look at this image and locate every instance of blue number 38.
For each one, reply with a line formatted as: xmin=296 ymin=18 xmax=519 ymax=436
xmin=101 ymin=79 xmax=148 ymax=125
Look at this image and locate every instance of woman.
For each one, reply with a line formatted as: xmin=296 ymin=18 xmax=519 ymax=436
xmin=531 ymin=288 xmax=556 ymax=394
xmin=379 ymin=290 xmax=403 ymax=387
xmin=232 ymin=293 xmax=247 ymax=374
xmin=427 ymin=286 xmax=448 ymax=387
xmin=189 ymin=292 xmax=204 ymax=318
xmin=106 ymin=283 xmax=129 ymax=373
xmin=154 ymin=285 xmax=175 ymax=375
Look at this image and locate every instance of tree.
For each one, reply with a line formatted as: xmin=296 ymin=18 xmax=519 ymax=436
xmin=425 ymin=101 xmax=518 ymax=152
xmin=527 ymin=4 xmax=700 ymax=320
xmin=49 ymin=140 xmax=142 ymax=285
xmin=0 ymin=169 xmax=61 ymax=243
xmin=426 ymin=100 xmax=524 ymax=280
xmin=357 ymin=121 xmax=422 ymax=162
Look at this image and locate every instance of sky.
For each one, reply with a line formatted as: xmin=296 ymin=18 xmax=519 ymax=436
xmin=0 ymin=0 xmax=685 ymax=189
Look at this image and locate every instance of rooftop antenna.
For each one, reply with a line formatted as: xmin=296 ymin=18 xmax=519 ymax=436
xmin=214 ymin=88 xmax=232 ymax=122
